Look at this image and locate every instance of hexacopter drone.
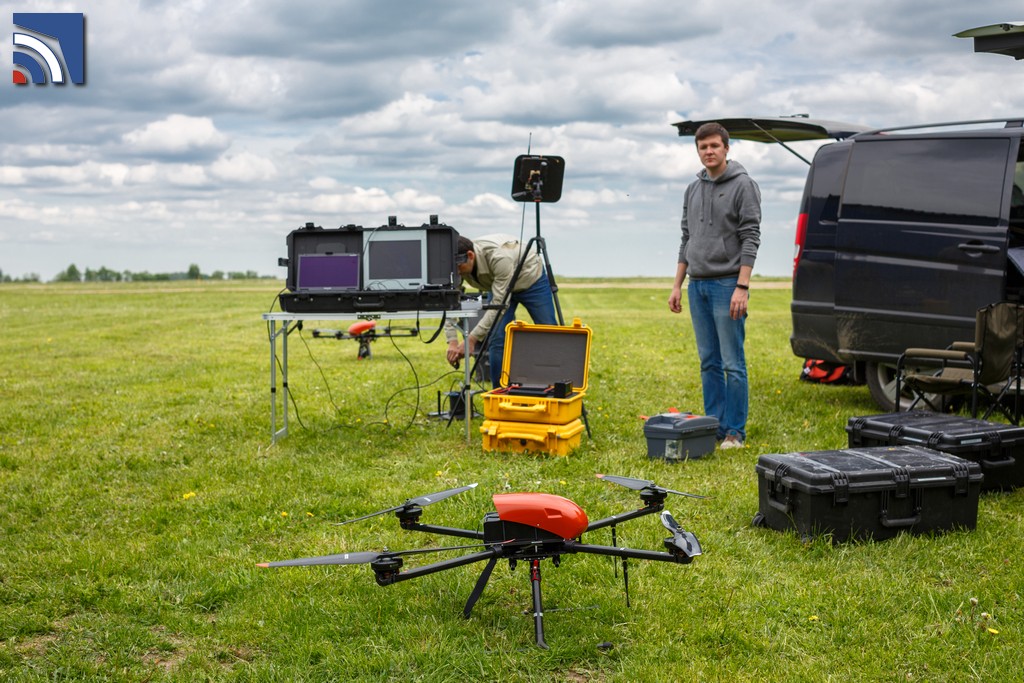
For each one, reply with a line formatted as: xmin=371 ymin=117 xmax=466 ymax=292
xmin=258 ymin=474 xmax=704 ymax=649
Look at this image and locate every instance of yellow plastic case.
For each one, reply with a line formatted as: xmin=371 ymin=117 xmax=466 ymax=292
xmin=481 ymin=318 xmax=591 ymax=425
xmin=480 ymin=418 xmax=585 ymax=456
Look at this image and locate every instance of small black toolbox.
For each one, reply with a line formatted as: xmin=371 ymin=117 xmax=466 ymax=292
xmin=846 ymin=411 xmax=1024 ymax=491
xmin=643 ymin=412 xmax=719 ymax=462
xmin=753 ymin=445 xmax=983 ymax=542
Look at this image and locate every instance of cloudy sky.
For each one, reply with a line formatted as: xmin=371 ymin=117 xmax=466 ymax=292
xmin=2 ymin=1 xmax=1023 ymax=281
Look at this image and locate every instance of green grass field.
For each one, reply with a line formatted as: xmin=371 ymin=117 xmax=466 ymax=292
xmin=1 ymin=279 xmax=1021 ymax=681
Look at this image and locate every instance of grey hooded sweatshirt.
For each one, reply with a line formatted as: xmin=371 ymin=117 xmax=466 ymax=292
xmin=677 ymin=160 xmax=761 ymax=279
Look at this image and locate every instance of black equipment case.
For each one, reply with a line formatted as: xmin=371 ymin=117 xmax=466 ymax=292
xmin=753 ymin=445 xmax=983 ymax=542
xmin=846 ymin=411 xmax=1024 ymax=491
xmin=279 ymin=218 xmax=461 ymax=313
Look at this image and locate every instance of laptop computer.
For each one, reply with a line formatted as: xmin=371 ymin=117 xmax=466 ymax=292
xmin=296 ymin=253 xmax=360 ymax=292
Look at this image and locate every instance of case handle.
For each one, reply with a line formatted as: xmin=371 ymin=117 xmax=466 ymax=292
xmin=766 ymin=496 xmax=791 ymax=514
xmin=496 ymin=422 xmax=585 ymax=443
xmin=495 ymin=431 xmax=546 ymax=444
xmin=980 ymin=456 xmax=1014 ymax=470
xmin=879 ymin=512 xmax=921 ymax=528
xmin=498 ymin=401 xmax=548 ymax=413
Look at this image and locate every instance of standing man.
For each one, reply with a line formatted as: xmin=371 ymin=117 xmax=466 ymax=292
xmin=668 ymin=122 xmax=761 ymax=449
xmin=446 ymin=234 xmax=557 ymax=387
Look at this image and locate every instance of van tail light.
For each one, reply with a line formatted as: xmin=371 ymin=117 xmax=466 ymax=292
xmin=792 ymin=212 xmax=808 ymax=279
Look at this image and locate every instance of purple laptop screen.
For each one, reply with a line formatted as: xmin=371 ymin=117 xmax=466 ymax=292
xmin=297 ymin=254 xmax=360 ymax=291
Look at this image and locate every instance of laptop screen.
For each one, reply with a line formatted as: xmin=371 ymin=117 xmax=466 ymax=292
xmin=296 ymin=253 xmax=360 ymax=291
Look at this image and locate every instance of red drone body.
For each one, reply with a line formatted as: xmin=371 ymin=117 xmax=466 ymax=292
xmin=492 ymin=492 xmax=589 ymax=540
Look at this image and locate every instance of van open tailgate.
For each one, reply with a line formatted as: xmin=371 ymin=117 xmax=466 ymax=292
xmin=672 ymin=117 xmax=870 ymax=142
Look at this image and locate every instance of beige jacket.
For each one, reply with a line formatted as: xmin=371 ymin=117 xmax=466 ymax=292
xmin=445 ymin=234 xmax=544 ymax=344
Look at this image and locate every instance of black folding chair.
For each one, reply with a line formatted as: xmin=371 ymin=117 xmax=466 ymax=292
xmin=895 ymin=302 xmax=1024 ymax=424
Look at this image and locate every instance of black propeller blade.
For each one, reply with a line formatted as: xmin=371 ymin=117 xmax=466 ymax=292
xmin=596 ymin=474 xmax=708 ymax=499
xmin=661 ymin=510 xmax=702 ymax=558
xmin=257 ymin=542 xmax=490 ymax=568
xmin=333 ymin=483 xmax=479 ymax=525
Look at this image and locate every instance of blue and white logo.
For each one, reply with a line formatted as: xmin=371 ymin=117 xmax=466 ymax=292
xmin=13 ymin=13 xmax=86 ymax=85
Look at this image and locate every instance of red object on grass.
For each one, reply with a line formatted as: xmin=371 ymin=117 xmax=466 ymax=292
xmin=492 ymin=493 xmax=589 ymax=539
xmin=347 ymin=320 xmax=376 ymax=336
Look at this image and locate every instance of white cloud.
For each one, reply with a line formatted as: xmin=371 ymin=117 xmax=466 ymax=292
xmin=211 ymin=152 xmax=278 ymax=182
xmin=121 ymin=115 xmax=231 ymax=156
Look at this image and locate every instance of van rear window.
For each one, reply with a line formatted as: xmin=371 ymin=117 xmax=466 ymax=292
xmin=842 ymin=138 xmax=1009 ymax=226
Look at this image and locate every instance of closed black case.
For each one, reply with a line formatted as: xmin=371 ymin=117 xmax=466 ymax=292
xmin=753 ymin=445 xmax=982 ymax=542
xmin=846 ymin=411 xmax=1024 ymax=491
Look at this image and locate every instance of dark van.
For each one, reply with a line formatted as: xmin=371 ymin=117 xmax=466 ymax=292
xmin=674 ymin=117 xmax=1024 ymax=409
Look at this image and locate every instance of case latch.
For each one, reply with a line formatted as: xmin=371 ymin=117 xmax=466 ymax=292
xmin=951 ymin=461 xmax=970 ymax=496
xmin=830 ymin=472 xmax=850 ymax=505
xmin=892 ymin=467 xmax=910 ymax=499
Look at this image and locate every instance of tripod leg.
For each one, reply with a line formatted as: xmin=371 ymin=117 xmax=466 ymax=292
xmin=463 ymin=556 xmax=498 ymax=618
xmin=529 ymin=559 xmax=549 ymax=649
xmin=532 ymin=205 xmax=564 ymax=326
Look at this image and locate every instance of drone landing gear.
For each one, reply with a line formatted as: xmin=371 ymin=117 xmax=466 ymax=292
xmin=462 ymin=555 xmax=554 ymax=649
xmin=463 ymin=556 xmax=498 ymax=619
xmin=529 ymin=559 xmax=549 ymax=650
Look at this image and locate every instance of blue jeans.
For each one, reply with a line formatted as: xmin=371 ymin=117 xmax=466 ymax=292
xmin=488 ymin=270 xmax=557 ymax=387
xmin=687 ymin=276 xmax=748 ymax=441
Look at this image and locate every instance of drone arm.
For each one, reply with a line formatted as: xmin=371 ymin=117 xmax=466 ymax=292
xmin=376 ymin=547 xmax=502 ymax=586
xmin=567 ymin=541 xmax=694 ymax=565
xmin=585 ymin=504 xmax=663 ymax=533
xmin=400 ymin=522 xmax=486 ymax=541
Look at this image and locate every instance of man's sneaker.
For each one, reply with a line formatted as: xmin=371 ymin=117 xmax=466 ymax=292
xmin=720 ymin=435 xmax=744 ymax=450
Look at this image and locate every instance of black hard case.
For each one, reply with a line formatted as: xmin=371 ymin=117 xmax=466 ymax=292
xmin=754 ymin=446 xmax=983 ymax=542
xmin=280 ymin=221 xmax=461 ymax=313
xmin=846 ymin=411 xmax=1024 ymax=491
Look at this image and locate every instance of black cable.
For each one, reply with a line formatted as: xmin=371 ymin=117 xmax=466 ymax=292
xmin=379 ymin=331 xmax=420 ymax=430
xmin=274 ymin=351 xmax=307 ymax=431
xmin=297 ymin=326 xmax=343 ymax=415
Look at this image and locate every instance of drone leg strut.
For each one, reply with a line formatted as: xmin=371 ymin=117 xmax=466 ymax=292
xmin=623 ymin=556 xmax=630 ymax=608
xmin=463 ymin=556 xmax=498 ymax=618
xmin=529 ymin=559 xmax=549 ymax=650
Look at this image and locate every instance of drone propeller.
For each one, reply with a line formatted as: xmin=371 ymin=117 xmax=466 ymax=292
xmin=333 ymin=483 xmax=479 ymax=525
xmin=596 ymin=474 xmax=708 ymax=499
xmin=257 ymin=542 xmax=490 ymax=568
xmin=661 ymin=510 xmax=702 ymax=558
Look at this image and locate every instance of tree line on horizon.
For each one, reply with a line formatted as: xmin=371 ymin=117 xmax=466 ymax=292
xmin=0 ymin=263 xmax=274 ymax=283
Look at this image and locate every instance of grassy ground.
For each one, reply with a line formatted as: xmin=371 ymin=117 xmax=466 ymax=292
xmin=0 ymin=279 xmax=1021 ymax=681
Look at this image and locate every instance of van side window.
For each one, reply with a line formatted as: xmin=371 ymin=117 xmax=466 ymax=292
xmin=842 ymin=138 xmax=1008 ymax=227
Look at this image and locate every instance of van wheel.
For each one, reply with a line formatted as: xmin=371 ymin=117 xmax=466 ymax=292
xmin=865 ymin=361 xmax=949 ymax=412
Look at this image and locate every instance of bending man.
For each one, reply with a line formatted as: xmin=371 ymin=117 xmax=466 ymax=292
xmin=446 ymin=234 xmax=557 ymax=387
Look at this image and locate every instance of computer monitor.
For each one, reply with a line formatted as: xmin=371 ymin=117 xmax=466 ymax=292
xmin=296 ymin=253 xmax=360 ymax=291
xmin=363 ymin=229 xmax=428 ymax=290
